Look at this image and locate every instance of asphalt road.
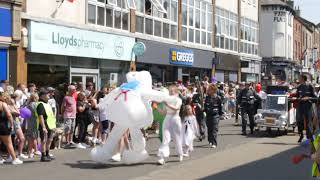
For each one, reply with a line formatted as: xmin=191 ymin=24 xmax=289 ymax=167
xmin=0 ymin=119 xmax=310 ymax=180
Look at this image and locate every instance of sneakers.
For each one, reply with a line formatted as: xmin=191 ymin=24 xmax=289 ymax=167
xmin=48 ymin=154 xmax=55 ymax=160
xmin=28 ymin=154 xmax=34 ymax=159
xmin=81 ymin=143 xmax=91 ymax=148
xmin=41 ymin=156 xmax=51 ymax=162
xmin=211 ymin=144 xmax=217 ymax=148
xmin=111 ymin=153 xmax=121 ymax=162
xmin=179 ymin=155 xmax=183 ymax=162
xmin=158 ymin=158 xmax=165 ymax=165
xmin=6 ymin=156 xmax=13 ymax=163
xmin=18 ymin=154 xmax=29 ymax=159
xmin=34 ymin=151 xmax=42 ymax=156
xmin=0 ymin=158 xmax=5 ymax=165
xmin=183 ymin=153 xmax=189 ymax=157
xmin=12 ymin=158 xmax=23 ymax=165
xmin=76 ymin=143 xmax=87 ymax=149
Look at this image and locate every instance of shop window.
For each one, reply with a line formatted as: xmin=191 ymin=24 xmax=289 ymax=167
xmin=195 ymin=9 xmax=200 ymax=29
xmin=189 ymin=7 xmax=194 ymax=26
xmin=201 ymin=11 xmax=206 ymax=30
xmin=170 ymin=25 xmax=177 ymax=40
xmin=182 ymin=0 xmax=212 ymax=46
xmin=135 ymin=0 xmax=177 ymax=40
xmin=163 ymin=23 xmax=169 ymax=38
xmin=114 ymin=11 xmax=121 ymax=29
xmin=215 ymin=35 xmax=219 ymax=47
xmin=182 ymin=4 xmax=188 ymax=25
xmin=196 ymin=30 xmax=200 ymax=43
xmin=202 ymin=31 xmax=206 ymax=45
xmin=215 ymin=6 xmax=238 ymax=51
xmin=182 ymin=27 xmax=188 ymax=41
xmin=87 ymin=0 xmax=130 ymax=31
xmin=225 ymin=38 xmax=229 ymax=50
xmin=106 ymin=8 xmax=113 ymax=27
xmin=122 ymin=12 xmax=129 ymax=30
xmin=88 ymin=4 xmax=96 ymax=24
xmin=207 ymin=33 xmax=211 ymax=46
xmin=154 ymin=20 xmax=162 ymax=36
xmin=220 ymin=36 xmax=224 ymax=49
xmin=189 ymin=28 xmax=194 ymax=42
xmin=97 ymin=6 xmax=105 ymax=25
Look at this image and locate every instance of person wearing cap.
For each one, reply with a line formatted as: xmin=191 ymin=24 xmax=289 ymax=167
xmin=36 ymin=90 xmax=56 ymax=162
xmin=237 ymin=82 xmax=261 ymax=135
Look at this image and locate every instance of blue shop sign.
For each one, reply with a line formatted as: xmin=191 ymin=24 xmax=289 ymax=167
xmin=0 ymin=8 xmax=12 ymax=37
xmin=170 ymin=48 xmax=194 ymax=66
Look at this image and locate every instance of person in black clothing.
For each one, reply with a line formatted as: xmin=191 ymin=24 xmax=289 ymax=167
xmin=295 ymin=75 xmax=317 ymax=142
xmin=192 ymin=85 xmax=206 ymax=141
xmin=76 ymin=92 xmax=92 ymax=146
xmin=204 ymin=84 xmax=222 ymax=148
xmin=237 ymin=82 xmax=261 ymax=135
xmin=37 ymin=90 xmax=55 ymax=162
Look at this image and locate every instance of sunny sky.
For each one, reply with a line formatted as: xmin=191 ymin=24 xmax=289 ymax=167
xmin=294 ymin=0 xmax=320 ymax=24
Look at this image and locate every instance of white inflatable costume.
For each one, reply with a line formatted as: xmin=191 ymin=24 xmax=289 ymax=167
xmin=90 ymin=71 xmax=171 ymax=164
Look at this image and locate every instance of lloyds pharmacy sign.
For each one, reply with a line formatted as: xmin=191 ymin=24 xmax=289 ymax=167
xmin=170 ymin=48 xmax=194 ymax=66
xmin=28 ymin=21 xmax=135 ymax=61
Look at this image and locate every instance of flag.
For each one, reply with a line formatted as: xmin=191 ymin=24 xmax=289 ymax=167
xmin=68 ymin=0 xmax=76 ymax=2
xmin=300 ymin=49 xmax=307 ymax=61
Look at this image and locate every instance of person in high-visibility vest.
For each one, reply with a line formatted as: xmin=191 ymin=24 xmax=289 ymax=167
xmin=36 ymin=90 xmax=56 ymax=162
xmin=311 ymin=132 xmax=320 ymax=179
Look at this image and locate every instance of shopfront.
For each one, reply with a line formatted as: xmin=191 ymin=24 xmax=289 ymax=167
xmin=26 ymin=21 xmax=135 ymax=88
xmin=136 ymin=39 xmax=214 ymax=84
xmin=261 ymin=58 xmax=295 ymax=86
xmin=215 ymin=53 xmax=240 ymax=83
xmin=0 ymin=6 xmax=12 ymax=81
xmin=240 ymin=57 xmax=261 ymax=83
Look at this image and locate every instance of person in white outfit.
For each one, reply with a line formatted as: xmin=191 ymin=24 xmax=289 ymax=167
xmin=158 ymin=85 xmax=183 ymax=165
xmin=182 ymin=105 xmax=199 ymax=157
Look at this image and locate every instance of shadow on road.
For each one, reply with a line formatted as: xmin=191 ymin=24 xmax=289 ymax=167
xmin=64 ymin=160 xmax=158 ymax=170
xmin=199 ymin=146 xmax=312 ymax=180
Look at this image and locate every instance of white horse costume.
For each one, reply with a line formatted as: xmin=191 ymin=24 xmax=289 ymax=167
xmin=90 ymin=71 xmax=171 ymax=164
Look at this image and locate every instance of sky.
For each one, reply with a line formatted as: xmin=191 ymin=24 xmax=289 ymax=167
xmin=294 ymin=0 xmax=320 ymax=24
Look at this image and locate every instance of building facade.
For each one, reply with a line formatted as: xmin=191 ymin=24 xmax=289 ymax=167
xmin=239 ymin=0 xmax=261 ymax=82
xmin=0 ymin=0 xmax=22 ymax=83
xmin=9 ymin=0 xmax=262 ymax=87
xmin=260 ymin=0 xmax=294 ymax=86
xmin=292 ymin=15 xmax=303 ymax=80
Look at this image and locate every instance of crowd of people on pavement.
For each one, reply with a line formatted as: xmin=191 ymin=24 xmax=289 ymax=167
xmin=2 ymin=74 xmax=320 ymax=171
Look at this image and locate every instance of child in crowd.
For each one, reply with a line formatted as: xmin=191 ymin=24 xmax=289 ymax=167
xmin=182 ymin=105 xmax=199 ymax=157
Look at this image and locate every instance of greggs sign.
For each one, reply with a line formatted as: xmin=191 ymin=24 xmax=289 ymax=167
xmin=170 ymin=48 xmax=194 ymax=66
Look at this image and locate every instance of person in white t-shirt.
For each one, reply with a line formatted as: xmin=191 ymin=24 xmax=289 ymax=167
xmin=14 ymin=83 xmax=28 ymax=108
xmin=157 ymin=85 xmax=183 ymax=165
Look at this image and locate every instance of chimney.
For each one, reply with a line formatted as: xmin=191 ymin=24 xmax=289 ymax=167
xmin=286 ymin=0 xmax=294 ymax=8
xmin=295 ymin=6 xmax=301 ymax=17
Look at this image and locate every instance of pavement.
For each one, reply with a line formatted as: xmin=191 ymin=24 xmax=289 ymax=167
xmin=0 ymin=119 xmax=311 ymax=180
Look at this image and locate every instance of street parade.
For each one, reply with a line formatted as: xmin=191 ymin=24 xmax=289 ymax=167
xmin=1 ymin=0 xmax=320 ymax=179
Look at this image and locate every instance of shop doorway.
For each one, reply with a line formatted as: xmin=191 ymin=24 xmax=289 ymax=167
xmin=70 ymin=68 xmax=99 ymax=90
